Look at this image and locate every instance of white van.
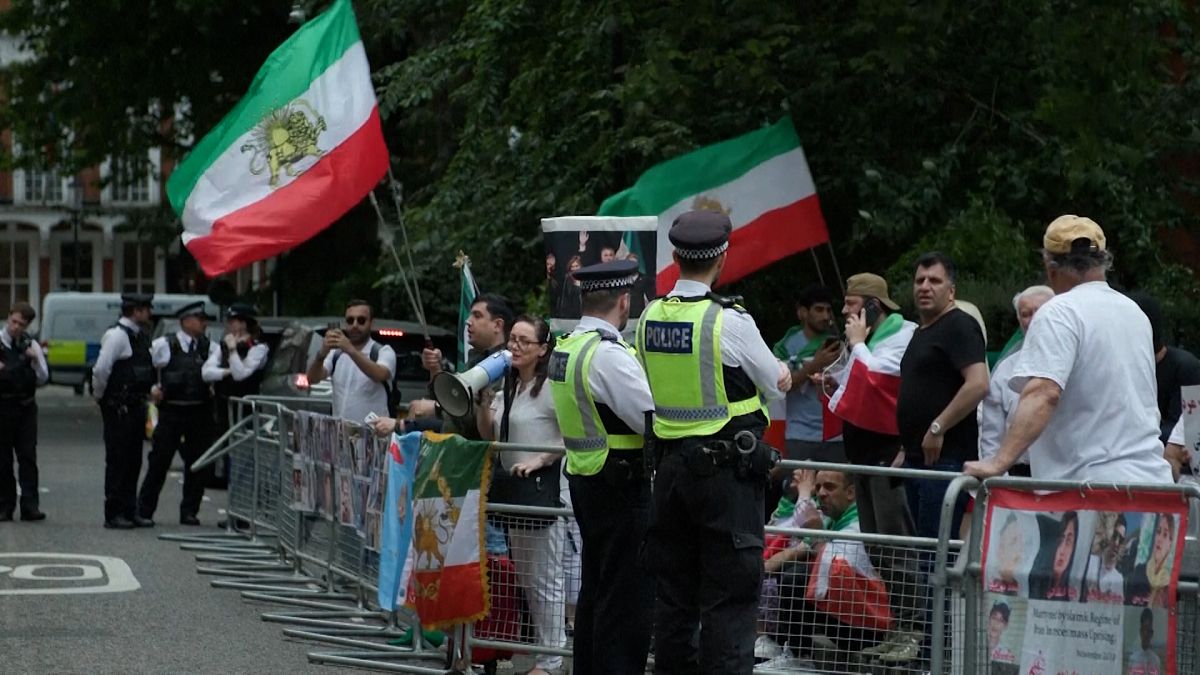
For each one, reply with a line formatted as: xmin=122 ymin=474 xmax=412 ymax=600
xmin=39 ymin=292 xmax=219 ymax=393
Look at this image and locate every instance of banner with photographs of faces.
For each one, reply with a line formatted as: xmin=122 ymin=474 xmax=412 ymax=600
xmin=289 ymin=411 xmax=390 ymax=551
xmin=541 ymin=216 xmax=658 ymax=330
xmin=981 ymin=488 xmax=1187 ymax=675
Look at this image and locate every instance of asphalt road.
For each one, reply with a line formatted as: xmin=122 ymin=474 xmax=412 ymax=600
xmin=0 ymin=388 xmax=329 ymax=674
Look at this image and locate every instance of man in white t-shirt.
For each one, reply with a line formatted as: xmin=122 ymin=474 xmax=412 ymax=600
xmin=305 ymin=299 xmax=396 ymax=423
xmin=965 ymin=215 xmax=1172 ymax=484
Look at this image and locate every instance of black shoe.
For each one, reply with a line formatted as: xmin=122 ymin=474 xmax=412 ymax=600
xmin=132 ymin=515 xmax=155 ymax=528
xmin=179 ymin=515 xmax=201 ymax=526
xmin=104 ymin=516 xmax=136 ymax=529
xmin=0 ymin=512 xmax=12 ymax=522
xmin=19 ymin=509 xmax=45 ymax=522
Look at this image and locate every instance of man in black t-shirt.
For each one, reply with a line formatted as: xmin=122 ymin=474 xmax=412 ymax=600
xmin=1128 ymin=292 xmax=1200 ymax=445
xmin=897 ymin=252 xmax=988 ymax=541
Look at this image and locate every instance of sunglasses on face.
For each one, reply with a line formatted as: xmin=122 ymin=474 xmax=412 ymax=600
xmin=344 ymin=316 xmax=369 ymax=326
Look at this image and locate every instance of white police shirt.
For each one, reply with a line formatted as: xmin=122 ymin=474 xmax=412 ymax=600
xmin=92 ymin=317 xmax=141 ymax=400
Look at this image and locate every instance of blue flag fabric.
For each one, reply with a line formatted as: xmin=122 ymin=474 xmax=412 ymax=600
xmin=377 ymin=431 xmax=420 ymax=610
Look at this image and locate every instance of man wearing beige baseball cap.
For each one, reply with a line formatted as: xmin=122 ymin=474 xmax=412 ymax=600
xmin=964 ymin=215 xmax=1172 ymax=484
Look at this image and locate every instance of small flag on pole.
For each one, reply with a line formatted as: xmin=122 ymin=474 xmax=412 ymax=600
xmin=166 ymin=0 xmax=389 ymax=277
xmin=454 ymin=252 xmax=478 ymax=372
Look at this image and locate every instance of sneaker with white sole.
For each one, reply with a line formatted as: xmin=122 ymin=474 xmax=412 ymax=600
xmin=756 ymin=652 xmax=818 ymax=673
xmin=755 ymin=634 xmax=785 ymax=660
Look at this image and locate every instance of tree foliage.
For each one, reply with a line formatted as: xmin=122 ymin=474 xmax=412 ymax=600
xmin=4 ymin=1 xmax=1200 ymax=345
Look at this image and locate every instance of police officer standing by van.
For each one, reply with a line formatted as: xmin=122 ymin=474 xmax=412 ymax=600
xmin=93 ymin=293 xmax=155 ymax=529
xmin=137 ymin=301 xmax=218 ymax=526
xmin=636 ymin=210 xmax=791 ymax=674
xmin=549 ymin=259 xmax=656 ymax=674
xmin=0 ymin=301 xmax=48 ymax=522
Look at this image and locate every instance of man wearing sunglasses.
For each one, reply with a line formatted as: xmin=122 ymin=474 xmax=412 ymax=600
xmin=306 ymin=299 xmax=396 ymax=423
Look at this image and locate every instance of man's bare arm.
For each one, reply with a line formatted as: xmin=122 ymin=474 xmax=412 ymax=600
xmin=964 ymin=377 xmax=1060 ymax=478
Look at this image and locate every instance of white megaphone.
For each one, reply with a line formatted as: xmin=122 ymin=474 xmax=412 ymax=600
xmin=432 ymin=349 xmax=512 ymax=418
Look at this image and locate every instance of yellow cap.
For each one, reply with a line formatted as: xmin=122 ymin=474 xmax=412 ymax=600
xmin=1043 ymin=215 xmax=1106 ymax=254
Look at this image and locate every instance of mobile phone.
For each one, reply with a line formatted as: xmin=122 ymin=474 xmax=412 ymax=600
xmin=821 ymin=336 xmax=842 ymax=350
xmin=863 ymin=298 xmax=882 ymax=327
xmin=327 ymin=321 xmax=340 ymax=331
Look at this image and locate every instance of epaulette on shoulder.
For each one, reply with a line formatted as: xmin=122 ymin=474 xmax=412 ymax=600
xmin=706 ymin=291 xmax=747 ymax=313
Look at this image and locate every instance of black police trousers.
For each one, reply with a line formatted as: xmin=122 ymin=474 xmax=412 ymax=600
xmin=0 ymin=399 xmax=38 ymax=515
xmin=138 ymin=402 xmax=215 ymax=519
xmin=566 ymin=467 xmax=654 ymax=675
xmin=644 ymin=448 xmax=765 ymax=674
xmin=101 ymin=399 xmax=146 ymax=522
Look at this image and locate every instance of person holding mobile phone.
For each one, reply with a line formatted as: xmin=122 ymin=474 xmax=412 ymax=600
xmin=772 ymin=285 xmax=844 ymax=465
xmin=823 ymin=272 xmax=924 ymax=664
xmin=305 ymin=299 xmax=396 ymax=423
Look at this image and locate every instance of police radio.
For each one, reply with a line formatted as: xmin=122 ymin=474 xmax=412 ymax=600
xmin=432 ymin=349 xmax=512 ymax=418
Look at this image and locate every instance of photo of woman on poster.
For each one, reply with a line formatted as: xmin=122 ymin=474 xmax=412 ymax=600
xmin=1029 ymin=511 xmax=1081 ymax=601
xmin=1127 ymin=513 xmax=1176 ymax=608
xmin=987 ymin=512 xmax=1027 ymax=595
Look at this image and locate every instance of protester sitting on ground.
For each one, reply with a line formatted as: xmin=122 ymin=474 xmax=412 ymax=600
xmin=979 ymin=286 xmax=1054 ymax=478
xmin=475 ymin=314 xmax=567 ymax=675
xmin=761 ymin=469 xmax=892 ymax=671
xmin=966 ymin=215 xmax=1173 ymax=484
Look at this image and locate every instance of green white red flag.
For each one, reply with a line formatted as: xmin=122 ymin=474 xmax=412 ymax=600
xmin=166 ymin=0 xmax=388 ymax=276
xmin=597 ymin=116 xmax=829 ymax=293
xmin=407 ymin=432 xmax=492 ymax=629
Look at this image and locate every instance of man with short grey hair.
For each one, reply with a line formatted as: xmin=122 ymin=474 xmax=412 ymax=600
xmin=977 ymin=285 xmax=1054 ymax=477
xmin=965 ymin=215 xmax=1172 ymax=483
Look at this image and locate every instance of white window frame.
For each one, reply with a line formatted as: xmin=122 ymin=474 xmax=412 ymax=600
xmin=13 ymin=168 xmax=71 ymax=206
xmin=0 ymin=223 xmax=41 ymax=311
xmin=49 ymin=228 xmax=103 ymax=292
xmin=113 ymin=235 xmax=165 ymax=293
xmin=101 ymin=149 xmax=162 ymax=206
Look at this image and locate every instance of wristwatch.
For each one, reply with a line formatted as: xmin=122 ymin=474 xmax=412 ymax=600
xmin=929 ymin=421 xmax=943 ymax=436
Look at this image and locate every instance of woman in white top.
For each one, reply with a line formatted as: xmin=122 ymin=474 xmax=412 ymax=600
xmin=476 ymin=315 xmax=567 ymax=675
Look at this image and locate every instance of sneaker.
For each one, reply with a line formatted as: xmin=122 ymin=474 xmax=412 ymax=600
xmin=876 ymin=631 xmax=923 ymax=664
xmin=755 ymin=635 xmax=785 ymax=660
xmin=757 ymin=652 xmax=818 ymax=673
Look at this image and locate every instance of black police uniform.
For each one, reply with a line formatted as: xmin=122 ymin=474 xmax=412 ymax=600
xmin=137 ymin=305 xmax=216 ymax=524
xmin=98 ymin=295 xmax=155 ymax=527
xmin=638 ymin=211 xmax=782 ymax=674
xmin=0 ymin=329 xmax=43 ymax=519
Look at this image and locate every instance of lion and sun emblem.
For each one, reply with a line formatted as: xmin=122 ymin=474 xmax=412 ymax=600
xmin=241 ymin=99 xmax=327 ymax=187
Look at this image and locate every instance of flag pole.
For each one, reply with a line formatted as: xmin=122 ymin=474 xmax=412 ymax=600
xmin=825 ymin=241 xmax=846 ymax=296
xmin=385 ymin=168 xmax=429 ymax=331
xmin=808 ymin=248 xmax=826 ymax=286
xmin=368 ymin=191 xmax=428 ymax=334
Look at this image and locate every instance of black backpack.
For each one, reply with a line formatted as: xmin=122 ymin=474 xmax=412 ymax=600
xmin=330 ymin=343 xmax=398 ymax=416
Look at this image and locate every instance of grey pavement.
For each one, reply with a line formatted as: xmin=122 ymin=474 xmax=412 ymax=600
xmin=0 ymin=387 xmax=330 ymax=674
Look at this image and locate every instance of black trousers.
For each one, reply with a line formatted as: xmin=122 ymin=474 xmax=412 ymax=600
xmin=138 ymin=402 xmax=215 ymax=519
xmin=0 ymin=399 xmax=38 ymax=514
xmin=567 ymin=468 xmax=654 ymax=675
xmin=101 ymin=400 xmax=147 ymax=522
xmin=645 ymin=451 xmax=764 ymax=675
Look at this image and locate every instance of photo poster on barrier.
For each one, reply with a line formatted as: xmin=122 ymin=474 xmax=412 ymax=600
xmin=981 ymin=488 xmax=1187 ymax=675
xmin=541 ymin=215 xmax=658 ymax=334
xmin=1182 ymin=385 xmax=1200 ymax=475
xmin=288 ymin=411 xmax=340 ymax=518
xmin=363 ymin=431 xmax=390 ymax=551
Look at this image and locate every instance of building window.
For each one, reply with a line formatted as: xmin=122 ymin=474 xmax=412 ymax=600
xmin=57 ymin=240 xmax=95 ymax=292
xmin=24 ymin=169 xmax=63 ymax=203
xmin=121 ymin=241 xmax=157 ymax=292
xmin=0 ymin=239 xmax=32 ymax=308
xmin=111 ymin=157 xmax=152 ymax=203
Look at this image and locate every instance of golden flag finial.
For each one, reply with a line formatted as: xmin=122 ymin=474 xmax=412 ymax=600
xmin=452 ymin=251 xmax=470 ymax=270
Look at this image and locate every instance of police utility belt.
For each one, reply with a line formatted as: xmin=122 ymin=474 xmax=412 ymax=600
xmin=661 ymin=430 xmax=779 ymax=481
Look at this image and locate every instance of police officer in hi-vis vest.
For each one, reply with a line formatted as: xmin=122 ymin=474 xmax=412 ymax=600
xmin=92 ymin=293 xmax=156 ymax=529
xmin=136 ymin=301 xmax=218 ymax=526
xmin=548 ymin=259 xmax=656 ymax=674
xmin=636 ymin=210 xmax=791 ymax=674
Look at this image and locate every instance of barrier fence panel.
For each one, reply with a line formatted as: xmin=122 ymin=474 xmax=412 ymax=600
xmin=950 ymin=476 xmax=1200 ymax=675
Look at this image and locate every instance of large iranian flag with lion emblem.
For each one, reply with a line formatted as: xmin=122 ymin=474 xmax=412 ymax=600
xmin=166 ymin=0 xmax=388 ymax=277
xmin=407 ymin=433 xmax=492 ymax=629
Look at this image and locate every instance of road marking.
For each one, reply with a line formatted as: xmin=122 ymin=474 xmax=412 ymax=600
xmin=0 ymin=553 xmax=140 ymax=595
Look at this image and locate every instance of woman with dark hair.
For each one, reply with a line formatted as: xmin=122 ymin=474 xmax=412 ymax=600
xmin=476 ymin=314 xmax=567 ymax=675
xmin=1127 ymin=513 xmax=1177 ymax=608
xmin=1029 ymin=511 xmax=1080 ymax=601
xmin=556 ymin=256 xmax=583 ymax=319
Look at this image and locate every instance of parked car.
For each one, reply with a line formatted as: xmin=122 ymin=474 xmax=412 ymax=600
xmin=39 ymin=292 xmax=218 ymax=394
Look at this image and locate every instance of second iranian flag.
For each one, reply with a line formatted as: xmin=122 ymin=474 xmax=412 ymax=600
xmin=597 ymin=117 xmax=829 ymax=293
